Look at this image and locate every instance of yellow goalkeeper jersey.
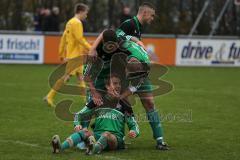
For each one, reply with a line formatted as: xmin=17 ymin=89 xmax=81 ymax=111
xmin=59 ymin=17 xmax=91 ymax=59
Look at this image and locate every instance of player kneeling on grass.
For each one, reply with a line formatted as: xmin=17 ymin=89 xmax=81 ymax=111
xmin=51 ymin=74 xmax=139 ymax=154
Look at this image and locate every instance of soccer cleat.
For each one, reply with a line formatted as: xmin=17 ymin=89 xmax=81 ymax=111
xmin=51 ymin=135 xmax=61 ymax=153
xmin=43 ymin=96 xmax=55 ymax=107
xmin=85 ymin=136 xmax=96 ymax=155
xmin=156 ymin=142 xmax=169 ymax=150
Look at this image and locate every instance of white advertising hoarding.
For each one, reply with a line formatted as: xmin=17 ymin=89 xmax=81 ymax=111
xmin=176 ymin=39 xmax=240 ymax=66
xmin=0 ymin=34 xmax=44 ymax=64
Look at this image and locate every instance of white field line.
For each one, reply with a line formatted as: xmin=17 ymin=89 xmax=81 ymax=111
xmin=0 ymin=139 xmax=49 ymax=150
xmin=95 ymin=155 xmax=132 ymax=160
xmin=0 ymin=139 xmax=132 ymax=160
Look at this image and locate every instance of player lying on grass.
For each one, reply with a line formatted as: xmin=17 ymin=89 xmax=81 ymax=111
xmin=82 ymin=29 xmax=168 ymax=150
xmin=51 ymin=74 xmax=139 ymax=154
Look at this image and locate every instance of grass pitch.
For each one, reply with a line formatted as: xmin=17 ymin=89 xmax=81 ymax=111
xmin=0 ymin=64 xmax=239 ymax=160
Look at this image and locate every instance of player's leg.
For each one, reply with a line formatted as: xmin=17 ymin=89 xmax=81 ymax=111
xmin=48 ymin=56 xmax=85 ymax=101
xmin=94 ymin=132 xmax=118 ymax=154
xmin=84 ymin=56 xmax=105 ymax=102
xmin=138 ymin=89 xmax=168 ymax=150
xmin=76 ymin=65 xmax=86 ymax=87
xmin=138 ymin=91 xmax=163 ymax=138
xmin=87 ymin=131 xmax=118 ymax=155
xmin=51 ymin=129 xmax=92 ymax=153
xmin=44 ymin=73 xmax=70 ymax=107
xmin=44 ymin=60 xmax=74 ymax=107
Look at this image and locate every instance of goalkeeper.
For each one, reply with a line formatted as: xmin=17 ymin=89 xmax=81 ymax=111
xmin=51 ymin=74 xmax=139 ymax=154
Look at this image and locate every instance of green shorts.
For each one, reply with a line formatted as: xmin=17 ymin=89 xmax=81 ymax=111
xmin=94 ymin=132 xmax=125 ymax=150
xmin=95 ymin=77 xmax=153 ymax=93
xmin=94 ymin=64 xmax=153 ymax=94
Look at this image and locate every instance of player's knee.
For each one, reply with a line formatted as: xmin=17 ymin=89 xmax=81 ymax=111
xmin=66 ymin=137 xmax=74 ymax=147
xmin=102 ymin=131 xmax=111 ymax=138
xmin=141 ymin=99 xmax=154 ymax=111
xmin=83 ymin=130 xmax=92 ymax=138
xmin=62 ymin=74 xmax=71 ymax=83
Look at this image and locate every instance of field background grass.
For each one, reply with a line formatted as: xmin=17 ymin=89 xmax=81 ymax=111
xmin=0 ymin=64 xmax=240 ymax=160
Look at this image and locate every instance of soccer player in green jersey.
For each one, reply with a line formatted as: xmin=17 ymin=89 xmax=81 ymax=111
xmin=51 ymin=74 xmax=139 ymax=154
xmin=115 ymin=5 xmax=160 ymax=149
xmin=116 ymin=2 xmax=155 ymax=50
xmin=86 ymin=29 xmax=168 ymax=150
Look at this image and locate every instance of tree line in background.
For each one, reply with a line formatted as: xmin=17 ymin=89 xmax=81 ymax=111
xmin=0 ymin=0 xmax=239 ymax=36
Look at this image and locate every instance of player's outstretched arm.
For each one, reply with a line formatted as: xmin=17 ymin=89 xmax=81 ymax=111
xmin=74 ymin=105 xmax=95 ymax=131
xmin=122 ymin=101 xmax=139 ymax=138
xmin=126 ymin=115 xmax=140 ymax=138
xmin=83 ymin=59 xmax=104 ymax=106
xmin=116 ymin=27 xmax=146 ymax=50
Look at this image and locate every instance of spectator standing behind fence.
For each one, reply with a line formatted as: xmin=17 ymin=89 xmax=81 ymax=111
xmin=33 ymin=7 xmax=45 ymax=31
xmin=42 ymin=8 xmax=52 ymax=32
xmin=50 ymin=6 xmax=60 ymax=32
xmin=120 ymin=6 xmax=132 ymax=24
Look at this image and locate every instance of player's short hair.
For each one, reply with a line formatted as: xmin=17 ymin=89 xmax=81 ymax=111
xmin=102 ymin=29 xmax=117 ymax=43
xmin=75 ymin=3 xmax=89 ymax=13
xmin=138 ymin=2 xmax=155 ymax=13
xmin=104 ymin=73 xmax=121 ymax=86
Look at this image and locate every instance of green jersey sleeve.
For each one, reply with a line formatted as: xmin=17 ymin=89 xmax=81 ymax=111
xmin=117 ymin=16 xmax=142 ymax=40
xmin=116 ymin=28 xmax=133 ymax=41
xmin=126 ymin=115 xmax=140 ymax=137
xmin=74 ymin=105 xmax=94 ymax=127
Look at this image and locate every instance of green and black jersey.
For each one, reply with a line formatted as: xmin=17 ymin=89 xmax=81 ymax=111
xmin=116 ymin=16 xmax=142 ymax=41
xmin=123 ymin=41 xmax=150 ymax=64
xmin=84 ymin=40 xmax=150 ymax=93
xmin=84 ymin=41 xmax=130 ymax=91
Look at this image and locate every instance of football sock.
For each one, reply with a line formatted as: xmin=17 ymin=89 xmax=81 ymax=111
xmin=47 ymin=78 xmax=64 ymax=99
xmin=53 ymin=78 xmax=65 ymax=91
xmin=77 ymin=79 xmax=86 ymax=88
xmin=47 ymin=89 xmax=56 ymax=100
xmin=93 ymin=136 xmax=108 ymax=153
xmin=147 ymin=109 xmax=164 ymax=144
xmin=61 ymin=131 xmax=85 ymax=150
xmin=61 ymin=141 xmax=70 ymax=150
